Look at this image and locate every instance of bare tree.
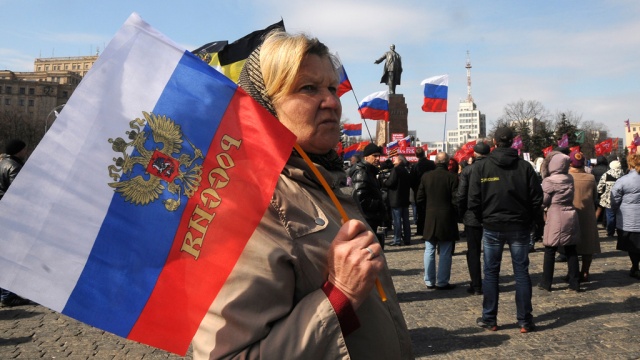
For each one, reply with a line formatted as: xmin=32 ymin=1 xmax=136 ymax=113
xmin=0 ymin=110 xmax=43 ymax=155
xmin=497 ymin=99 xmax=551 ymax=124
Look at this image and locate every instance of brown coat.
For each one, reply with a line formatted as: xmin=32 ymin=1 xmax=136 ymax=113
xmin=569 ymin=167 xmax=601 ymax=255
xmin=542 ymin=154 xmax=580 ymax=247
xmin=192 ymin=156 xmax=413 ymax=360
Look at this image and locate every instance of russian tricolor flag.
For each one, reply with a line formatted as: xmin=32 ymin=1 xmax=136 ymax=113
xmin=359 ymin=90 xmax=389 ymax=121
xmin=421 ymin=74 xmax=448 ymax=112
xmin=343 ymin=123 xmax=362 ymax=136
xmin=0 ymin=14 xmax=295 ymax=355
xmin=336 ymin=63 xmax=353 ymax=97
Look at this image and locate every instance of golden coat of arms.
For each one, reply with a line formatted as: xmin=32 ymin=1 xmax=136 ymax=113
xmin=107 ymin=112 xmax=203 ymax=211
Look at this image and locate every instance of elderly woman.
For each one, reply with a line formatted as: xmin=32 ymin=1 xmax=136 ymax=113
xmin=191 ymin=31 xmax=412 ymax=359
xmin=598 ymin=159 xmax=624 ymax=237
xmin=568 ymin=150 xmax=601 ymax=282
xmin=538 ymin=152 xmax=581 ymax=292
xmin=611 ymin=153 xmax=640 ymax=279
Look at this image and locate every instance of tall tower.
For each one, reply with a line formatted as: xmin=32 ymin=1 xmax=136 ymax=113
xmin=445 ymin=50 xmax=486 ymax=151
xmin=466 ymin=50 xmax=473 ymax=103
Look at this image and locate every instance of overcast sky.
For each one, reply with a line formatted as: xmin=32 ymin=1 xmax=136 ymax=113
xmin=1 ymin=0 xmax=637 ymax=144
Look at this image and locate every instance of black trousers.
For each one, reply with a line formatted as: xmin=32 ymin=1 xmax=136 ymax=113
xmin=465 ymin=225 xmax=483 ymax=290
xmin=416 ymin=203 xmax=426 ymax=236
xmin=542 ymin=244 xmax=579 ymax=290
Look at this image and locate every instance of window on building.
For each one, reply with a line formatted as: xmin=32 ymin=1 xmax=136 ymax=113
xmin=18 ymin=99 xmax=24 ymax=106
xmin=28 ymin=99 xmax=34 ymax=106
xmin=5 ymin=86 xmax=11 ymax=94
xmin=65 ymin=65 xmax=69 ymax=70
xmin=45 ymin=65 xmax=49 ymax=71
xmin=62 ymin=91 xmax=68 ymax=98
xmin=4 ymin=98 xmax=10 ymax=105
xmin=19 ymin=87 xmax=25 ymax=94
xmin=29 ymin=88 xmax=35 ymax=95
xmin=37 ymin=66 xmax=42 ymax=71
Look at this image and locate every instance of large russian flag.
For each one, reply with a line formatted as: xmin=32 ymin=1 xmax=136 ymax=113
xmin=358 ymin=90 xmax=389 ymax=121
xmin=0 ymin=13 xmax=295 ymax=355
xmin=421 ymin=74 xmax=448 ymax=112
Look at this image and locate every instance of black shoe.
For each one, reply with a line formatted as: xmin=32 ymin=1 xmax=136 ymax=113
xmin=0 ymin=296 xmax=29 ymax=307
xmin=426 ymin=285 xmax=436 ymax=290
xmin=529 ymin=245 xmax=536 ymax=252
xmin=537 ymin=283 xmax=551 ymax=292
xmin=520 ymin=323 xmax=536 ymax=333
xmin=476 ymin=317 xmax=498 ymax=331
xmin=466 ymin=287 xmax=482 ymax=295
xmin=435 ymin=284 xmax=456 ymax=290
xmin=630 ymin=268 xmax=640 ymax=279
xmin=387 ymin=242 xmax=400 ymax=246
xmin=556 ymin=254 xmax=567 ymax=262
xmin=568 ymin=286 xmax=583 ymax=293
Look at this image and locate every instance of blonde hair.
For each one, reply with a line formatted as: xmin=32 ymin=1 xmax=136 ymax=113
xmin=627 ymin=153 xmax=640 ymax=172
xmin=260 ymin=31 xmax=337 ymax=106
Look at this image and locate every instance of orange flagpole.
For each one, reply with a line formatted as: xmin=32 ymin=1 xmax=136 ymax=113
xmin=294 ymin=143 xmax=387 ymax=302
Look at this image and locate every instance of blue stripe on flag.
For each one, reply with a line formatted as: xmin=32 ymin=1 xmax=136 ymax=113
xmin=423 ymin=84 xmax=448 ymax=100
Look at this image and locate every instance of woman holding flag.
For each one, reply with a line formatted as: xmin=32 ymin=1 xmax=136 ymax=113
xmin=192 ymin=31 xmax=412 ymax=359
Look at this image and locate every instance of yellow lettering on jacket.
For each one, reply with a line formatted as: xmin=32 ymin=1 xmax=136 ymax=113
xmin=481 ymin=177 xmax=500 ymax=183
xmin=181 ymin=135 xmax=241 ymax=259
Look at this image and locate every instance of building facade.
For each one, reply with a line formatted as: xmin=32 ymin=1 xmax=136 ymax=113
xmin=1 ymin=55 xmax=97 ymax=127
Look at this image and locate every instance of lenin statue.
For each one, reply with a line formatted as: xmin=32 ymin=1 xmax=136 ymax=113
xmin=375 ymin=44 xmax=403 ymax=94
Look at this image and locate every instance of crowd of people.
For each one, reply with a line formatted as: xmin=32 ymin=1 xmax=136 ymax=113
xmin=346 ymin=126 xmax=640 ymax=334
xmin=2 ymin=27 xmax=639 ymax=357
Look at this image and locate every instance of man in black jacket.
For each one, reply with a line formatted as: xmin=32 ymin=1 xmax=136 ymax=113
xmin=352 ymin=143 xmax=387 ymax=249
xmin=385 ymin=155 xmax=412 ymax=246
xmin=0 ymin=139 xmax=30 ymax=307
xmin=457 ymin=141 xmax=490 ymax=295
xmin=468 ymin=127 xmax=542 ymax=333
xmin=410 ymin=147 xmax=435 ymax=236
xmin=417 ymin=152 xmax=458 ymax=290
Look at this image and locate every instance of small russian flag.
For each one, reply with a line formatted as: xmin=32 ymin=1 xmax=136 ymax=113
xmin=421 ymin=75 xmax=448 ymax=113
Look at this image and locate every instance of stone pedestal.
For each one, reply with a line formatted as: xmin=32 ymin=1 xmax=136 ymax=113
xmin=376 ymin=94 xmax=408 ymax=146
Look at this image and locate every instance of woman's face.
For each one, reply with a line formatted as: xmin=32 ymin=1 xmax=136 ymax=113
xmin=274 ymin=54 xmax=342 ymax=154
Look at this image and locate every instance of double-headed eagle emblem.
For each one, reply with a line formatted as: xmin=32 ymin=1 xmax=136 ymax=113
xmin=108 ymin=112 xmax=203 ymax=211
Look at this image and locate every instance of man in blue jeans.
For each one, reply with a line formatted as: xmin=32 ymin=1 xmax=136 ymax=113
xmin=384 ymin=155 xmax=412 ymax=246
xmin=468 ymin=127 xmax=543 ymax=333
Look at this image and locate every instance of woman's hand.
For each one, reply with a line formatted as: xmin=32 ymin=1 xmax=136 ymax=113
xmin=326 ymin=220 xmax=384 ymax=310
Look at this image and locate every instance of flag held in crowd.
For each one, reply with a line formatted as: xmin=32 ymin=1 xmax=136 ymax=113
xmin=595 ymin=138 xmax=614 ymax=156
xmin=420 ymin=74 xmax=448 ymax=112
xmin=342 ymin=123 xmax=362 ymax=136
xmin=557 ymin=133 xmax=569 ymax=148
xmin=359 ymin=90 xmax=389 ymax=121
xmin=511 ymin=135 xmax=523 ymax=150
xmin=625 ymin=119 xmax=631 ymax=133
xmin=336 ymin=61 xmax=353 ymax=97
xmin=193 ymin=20 xmax=285 ymax=83
xmin=542 ymin=145 xmax=554 ymax=157
xmin=0 ymin=13 xmax=296 ymax=355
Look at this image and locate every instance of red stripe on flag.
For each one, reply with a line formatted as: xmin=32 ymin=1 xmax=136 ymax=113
xmin=127 ymin=90 xmax=296 ymax=354
xmin=422 ymin=98 xmax=447 ymax=112
xmin=359 ymin=108 xmax=389 ymax=121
